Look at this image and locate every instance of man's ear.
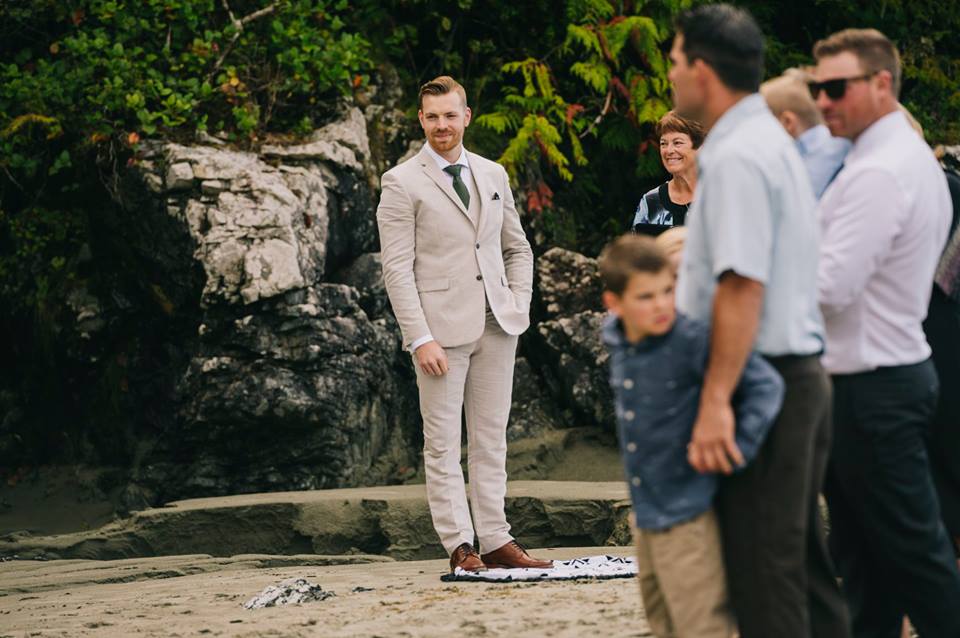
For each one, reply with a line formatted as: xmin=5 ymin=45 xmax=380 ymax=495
xmin=602 ymin=290 xmax=622 ymax=316
xmin=463 ymin=106 xmax=472 ymax=128
xmin=874 ymin=69 xmax=894 ymax=96
xmin=691 ymin=57 xmax=714 ymax=86
xmin=779 ymin=110 xmax=799 ymax=137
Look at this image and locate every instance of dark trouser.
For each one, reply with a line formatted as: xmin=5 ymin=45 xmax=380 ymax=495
xmin=825 ymin=359 xmax=960 ymax=638
xmin=924 ymin=286 xmax=960 ymax=542
xmin=718 ymin=354 xmax=850 ymax=638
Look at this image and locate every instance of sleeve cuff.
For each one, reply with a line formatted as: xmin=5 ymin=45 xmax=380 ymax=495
xmin=408 ymin=335 xmax=435 ymax=352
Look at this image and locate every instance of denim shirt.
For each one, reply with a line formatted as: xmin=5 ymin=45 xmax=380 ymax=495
xmin=602 ymin=312 xmax=784 ymax=530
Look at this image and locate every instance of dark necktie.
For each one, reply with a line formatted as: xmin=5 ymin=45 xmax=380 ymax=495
xmin=443 ymin=164 xmax=470 ymax=209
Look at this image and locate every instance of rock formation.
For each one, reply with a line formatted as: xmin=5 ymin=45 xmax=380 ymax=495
xmin=6 ymin=89 xmax=619 ymax=506
xmin=120 ymin=108 xmax=421 ymax=500
xmin=530 ymin=248 xmax=614 ymax=431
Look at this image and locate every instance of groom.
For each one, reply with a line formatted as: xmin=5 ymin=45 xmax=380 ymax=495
xmin=376 ymin=76 xmax=549 ymax=572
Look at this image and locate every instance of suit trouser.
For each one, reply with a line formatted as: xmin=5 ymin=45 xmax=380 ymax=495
xmin=924 ymin=286 xmax=960 ymax=540
xmin=413 ymin=310 xmax=517 ymax=555
xmin=825 ymin=359 xmax=960 ymax=638
xmin=718 ymin=354 xmax=851 ymax=638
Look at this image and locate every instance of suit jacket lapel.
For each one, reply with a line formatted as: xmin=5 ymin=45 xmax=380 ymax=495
xmin=466 ymin=150 xmax=493 ymax=235
xmin=417 ymin=147 xmax=471 ymax=221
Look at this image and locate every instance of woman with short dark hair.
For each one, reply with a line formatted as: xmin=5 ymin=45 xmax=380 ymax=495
xmin=632 ymin=111 xmax=705 ymax=233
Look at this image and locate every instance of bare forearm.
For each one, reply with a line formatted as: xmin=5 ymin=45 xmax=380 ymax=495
xmin=702 ymin=271 xmax=765 ymax=405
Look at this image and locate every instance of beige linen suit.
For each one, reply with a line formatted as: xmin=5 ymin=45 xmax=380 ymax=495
xmin=377 ymin=145 xmax=533 ymax=554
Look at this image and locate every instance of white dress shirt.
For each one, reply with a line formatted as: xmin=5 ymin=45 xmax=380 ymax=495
xmin=817 ymin=110 xmax=951 ymax=374
xmin=409 ymin=144 xmax=471 ymax=352
xmin=424 ymin=142 xmax=471 ymax=187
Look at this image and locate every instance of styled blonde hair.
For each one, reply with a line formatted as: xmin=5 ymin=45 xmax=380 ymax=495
xmin=760 ymin=74 xmax=824 ymax=130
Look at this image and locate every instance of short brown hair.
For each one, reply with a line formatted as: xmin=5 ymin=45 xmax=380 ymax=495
xmin=418 ymin=76 xmax=468 ymax=110
xmin=599 ymin=235 xmax=671 ymax=295
xmin=813 ymin=29 xmax=901 ymax=98
xmin=655 ymin=111 xmax=705 ymax=149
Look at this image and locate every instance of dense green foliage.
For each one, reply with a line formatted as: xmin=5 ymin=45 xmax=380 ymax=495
xmin=359 ymin=0 xmax=960 ymax=250
xmin=0 ymin=0 xmax=370 ymax=315
xmin=0 ymin=0 xmax=375 ymax=467
xmin=1 ymin=0 xmax=959 ymax=466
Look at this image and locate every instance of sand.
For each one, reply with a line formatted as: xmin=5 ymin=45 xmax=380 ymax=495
xmin=0 ymin=547 xmax=651 ymax=637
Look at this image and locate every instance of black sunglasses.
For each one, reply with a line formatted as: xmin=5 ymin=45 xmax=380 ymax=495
xmin=808 ymin=73 xmax=876 ymax=100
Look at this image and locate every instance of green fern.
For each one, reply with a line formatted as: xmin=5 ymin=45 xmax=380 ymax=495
xmin=570 ymin=62 xmax=611 ymax=93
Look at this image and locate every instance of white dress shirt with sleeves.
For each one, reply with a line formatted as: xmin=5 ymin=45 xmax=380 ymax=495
xmin=817 ymin=111 xmax=951 ymax=374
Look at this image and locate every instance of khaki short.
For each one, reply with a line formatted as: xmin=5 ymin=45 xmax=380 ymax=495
xmin=634 ymin=508 xmax=737 ymax=638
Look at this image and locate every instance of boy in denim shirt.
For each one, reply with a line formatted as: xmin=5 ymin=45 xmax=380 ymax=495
xmin=599 ymin=234 xmax=784 ymax=638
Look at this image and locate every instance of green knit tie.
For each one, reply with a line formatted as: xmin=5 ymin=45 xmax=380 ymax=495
xmin=443 ymin=164 xmax=470 ymax=209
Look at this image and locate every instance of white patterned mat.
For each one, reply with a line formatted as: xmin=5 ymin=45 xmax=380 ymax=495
xmin=440 ymin=554 xmax=637 ymax=583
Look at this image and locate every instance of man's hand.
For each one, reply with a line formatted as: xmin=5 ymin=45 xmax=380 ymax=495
xmin=415 ymin=341 xmax=449 ymax=376
xmin=688 ymin=398 xmax=744 ymax=474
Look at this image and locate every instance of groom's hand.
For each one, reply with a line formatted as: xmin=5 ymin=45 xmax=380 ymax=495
xmin=415 ymin=341 xmax=449 ymax=376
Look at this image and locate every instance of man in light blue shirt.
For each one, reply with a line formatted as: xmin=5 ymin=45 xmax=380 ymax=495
xmin=761 ymin=73 xmax=851 ymax=199
xmin=669 ymin=5 xmax=849 ymax=638
xmin=796 ymin=124 xmax=851 ymax=198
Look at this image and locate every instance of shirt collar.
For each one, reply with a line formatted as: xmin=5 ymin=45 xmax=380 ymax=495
xmin=424 ymin=143 xmax=469 ymax=171
xmin=700 ymin=93 xmax=768 ymax=158
xmin=602 ymin=314 xmax=626 ymax=347
xmin=796 ymin=124 xmax=832 ymax=154
xmin=846 ymin=110 xmax=909 ymax=164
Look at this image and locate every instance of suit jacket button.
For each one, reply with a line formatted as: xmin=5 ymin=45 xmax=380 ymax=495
xmin=476 ymin=274 xmax=483 ymax=281
xmin=476 ymin=243 xmax=480 ymax=249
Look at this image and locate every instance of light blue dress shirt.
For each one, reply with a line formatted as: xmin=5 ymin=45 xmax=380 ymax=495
xmin=676 ymin=94 xmax=825 ymax=357
xmin=795 ymin=124 xmax=851 ymax=200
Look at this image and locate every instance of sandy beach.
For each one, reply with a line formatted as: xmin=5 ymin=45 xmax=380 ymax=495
xmin=0 ymin=547 xmax=651 ymax=637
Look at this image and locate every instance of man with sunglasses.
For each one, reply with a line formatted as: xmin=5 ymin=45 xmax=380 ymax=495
xmin=813 ymin=29 xmax=960 ymax=637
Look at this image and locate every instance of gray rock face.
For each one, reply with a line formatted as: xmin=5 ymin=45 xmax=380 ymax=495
xmin=508 ymin=357 xmax=564 ymax=442
xmin=536 ymin=311 xmax=614 ymax=430
xmin=536 ymin=247 xmax=604 ymax=320
xmin=121 ymin=108 xmax=419 ymax=500
xmin=170 ymin=285 xmax=418 ymax=494
xmin=528 ymin=248 xmax=614 ymax=431
xmin=329 ymin=252 xmax=390 ymax=321
xmin=262 ymin=107 xmax=370 ymax=172
xmin=155 ymin=145 xmax=330 ymax=307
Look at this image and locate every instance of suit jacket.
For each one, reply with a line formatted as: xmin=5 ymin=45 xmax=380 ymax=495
xmin=376 ymin=146 xmax=534 ymax=348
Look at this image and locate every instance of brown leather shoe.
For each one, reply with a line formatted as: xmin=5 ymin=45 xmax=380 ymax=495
xmin=449 ymin=542 xmax=485 ymax=572
xmin=481 ymin=541 xmax=553 ymax=569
